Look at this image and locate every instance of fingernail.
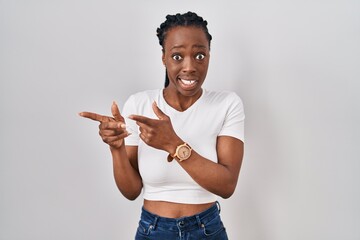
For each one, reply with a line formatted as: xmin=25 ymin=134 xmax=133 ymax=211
xmin=78 ymin=112 xmax=83 ymax=117
xmin=120 ymin=123 xmax=126 ymax=129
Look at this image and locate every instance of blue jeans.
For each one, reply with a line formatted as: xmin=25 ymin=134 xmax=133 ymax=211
xmin=135 ymin=201 xmax=228 ymax=240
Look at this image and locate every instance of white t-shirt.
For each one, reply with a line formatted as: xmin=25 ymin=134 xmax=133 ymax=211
xmin=122 ymin=89 xmax=245 ymax=204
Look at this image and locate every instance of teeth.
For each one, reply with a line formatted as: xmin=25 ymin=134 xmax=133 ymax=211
xmin=180 ymin=79 xmax=196 ymax=85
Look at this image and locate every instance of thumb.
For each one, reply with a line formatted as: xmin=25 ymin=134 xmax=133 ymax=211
xmin=111 ymin=101 xmax=124 ymax=122
xmin=152 ymin=101 xmax=167 ymax=120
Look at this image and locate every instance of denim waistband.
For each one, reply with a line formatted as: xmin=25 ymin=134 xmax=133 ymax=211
xmin=140 ymin=201 xmax=221 ymax=232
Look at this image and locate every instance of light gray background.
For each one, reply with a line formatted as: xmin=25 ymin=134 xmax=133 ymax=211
xmin=1 ymin=0 xmax=359 ymax=239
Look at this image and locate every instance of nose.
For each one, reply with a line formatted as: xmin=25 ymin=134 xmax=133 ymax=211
xmin=181 ymin=57 xmax=196 ymax=73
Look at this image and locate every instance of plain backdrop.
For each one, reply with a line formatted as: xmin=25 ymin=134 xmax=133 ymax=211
xmin=1 ymin=0 xmax=359 ymax=239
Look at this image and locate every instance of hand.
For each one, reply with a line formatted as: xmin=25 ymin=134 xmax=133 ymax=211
xmin=79 ymin=101 xmax=130 ymax=149
xmin=128 ymin=101 xmax=181 ymax=153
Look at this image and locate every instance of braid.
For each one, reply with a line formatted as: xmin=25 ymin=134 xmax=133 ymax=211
xmin=156 ymin=11 xmax=212 ymax=87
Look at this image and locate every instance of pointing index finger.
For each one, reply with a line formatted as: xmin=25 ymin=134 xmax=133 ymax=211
xmin=128 ymin=114 xmax=154 ymax=126
xmin=79 ymin=111 xmax=111 ymax=122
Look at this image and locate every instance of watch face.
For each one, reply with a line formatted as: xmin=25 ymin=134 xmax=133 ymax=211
xmin=178 ymin=145 xmax=191 ymax=160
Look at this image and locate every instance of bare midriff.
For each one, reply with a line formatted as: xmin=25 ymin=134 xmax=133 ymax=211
xmin=143 ymin=199 xmax=215 ymax=218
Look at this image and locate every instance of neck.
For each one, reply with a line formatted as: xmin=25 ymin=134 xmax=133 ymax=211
xmin=163 ymin=87 xmax=203 ymax=112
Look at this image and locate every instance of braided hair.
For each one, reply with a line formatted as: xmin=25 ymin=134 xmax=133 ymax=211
xmin=156 ymin=11 xmax=212 ymax=87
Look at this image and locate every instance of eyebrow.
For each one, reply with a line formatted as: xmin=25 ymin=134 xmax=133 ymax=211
xmin=170 ymin=44 xmax=208 ymax=51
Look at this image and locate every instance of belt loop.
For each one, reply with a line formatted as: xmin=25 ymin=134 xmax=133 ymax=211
xmin=196 ymin=215 xmax=202 ymax=228
xmin=152 ymin=216 xmax=159 ymax=230
xmin=216 ymin=201 xmax=221 ymax=213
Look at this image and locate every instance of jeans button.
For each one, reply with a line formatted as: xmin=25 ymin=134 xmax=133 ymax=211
xmin=179 ymin=221 xmax=184 ymax=227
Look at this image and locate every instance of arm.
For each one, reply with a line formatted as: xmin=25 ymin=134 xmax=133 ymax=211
xmin=110 ymin=145 xmax=142 ymax=200
xmin=79 ymin=102 xmax=142 ymax=200
xmin=170 ymin=136 xmax=243 ymax=199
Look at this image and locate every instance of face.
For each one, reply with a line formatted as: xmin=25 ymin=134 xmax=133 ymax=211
xmin=162 ymin=26 xmax=210 ymax=97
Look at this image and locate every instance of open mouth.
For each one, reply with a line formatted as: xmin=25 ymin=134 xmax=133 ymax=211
xmin=178 ymin=78 xmax=198 ymax=89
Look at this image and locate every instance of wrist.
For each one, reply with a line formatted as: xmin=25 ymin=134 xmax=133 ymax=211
xmin=167 ymin=142 xmax=192 ymax=162
xmin=167 ymin=139 xmax=184 ymax=156
xmin=110 ymin=143 xmax=125 ymax=152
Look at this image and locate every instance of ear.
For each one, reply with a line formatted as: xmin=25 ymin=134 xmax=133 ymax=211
xmin=162 ymin=49 xmax=166 ymax=66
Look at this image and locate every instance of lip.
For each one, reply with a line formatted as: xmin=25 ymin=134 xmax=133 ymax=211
xmin=177 ymin=78 xmax=198 ymax=90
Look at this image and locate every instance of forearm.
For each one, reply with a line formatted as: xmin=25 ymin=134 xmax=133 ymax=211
xmin=178 ymin=151 xmax=240 ymax=199
xmin=110 ymin=145 xmax=142 ymax=200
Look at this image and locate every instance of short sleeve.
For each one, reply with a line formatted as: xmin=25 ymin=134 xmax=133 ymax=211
xmin=218 ymin=93 xmax=245 ymax=142
xmin=121 ymin=95 xmax=140 ymax=146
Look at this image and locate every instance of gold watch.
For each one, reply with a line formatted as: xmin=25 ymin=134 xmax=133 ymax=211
xmin=167 ymin=143 xmax=192 ymax=162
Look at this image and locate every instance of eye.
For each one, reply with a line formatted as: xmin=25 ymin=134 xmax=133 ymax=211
xmin=195 ymin=53 xmax=206 ymax=60
xmin=172 ymin=54 xmax=183 ymax=61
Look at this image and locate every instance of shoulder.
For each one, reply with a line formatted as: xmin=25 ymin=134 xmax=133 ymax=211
xmin=123 ymin=89 xmax=161 ymax=112
xmin=125 ymin=89 xmax=161 ymax=105
xmin=202 ymin=89 xmax=243 ymax=105
xmin=128 ymin=89 xmax=160 ymax=101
